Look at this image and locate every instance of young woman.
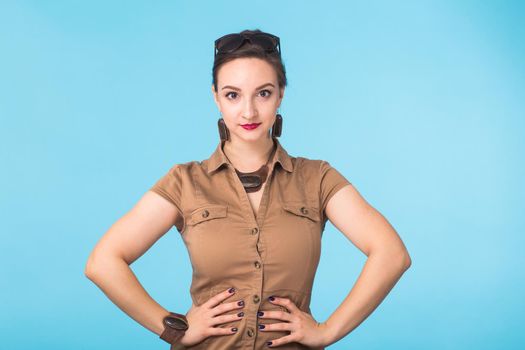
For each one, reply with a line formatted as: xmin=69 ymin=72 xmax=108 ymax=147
xmin=85 ymin=29 xmax=412 ymax=350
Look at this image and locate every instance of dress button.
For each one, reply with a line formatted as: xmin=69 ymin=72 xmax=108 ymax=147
xmin=254 ymin=261 xmax=261 ymax=269
xmin=247 ymin=327 xmax=254 ymax=337
xmin=253 ymin=294 xmax=260 ymax=303
xmin=251 ymin=227 xmax=259 ymax=235
xmin=202 ymin=210 xmax=209 ymax=218
xmin=300 ymin=206 xmax=308 ymax=215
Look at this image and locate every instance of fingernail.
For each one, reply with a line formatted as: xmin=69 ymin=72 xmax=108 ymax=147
xmin=259 ymin=324 xmax=265 ymax=329
xmin=267 ymin=341 xmax=273 ymax=346
xmin=228 ymin=287 xmax=235 ymax=293
xmin=237 ymin=300 xmax=244 ymax=306
xmin=232 ymin=327 xmax=238 ymax=332
xmin=237 ymin=312 xmax=244 ymax=317
xmin=257 ymin=311 xmax=264 ymax=317
xmin=268 ymin=296 xmax=275 ymax=301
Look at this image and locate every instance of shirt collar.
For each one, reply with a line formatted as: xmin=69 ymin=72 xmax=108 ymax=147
xmin=206 ymin=137 xmax=293 ymax=174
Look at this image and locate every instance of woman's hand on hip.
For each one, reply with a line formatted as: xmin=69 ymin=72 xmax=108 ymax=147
xmin=257 ymin=296 xmax=331 ymax=348
xmin=180 ymin=287 xmax=244 ymax=347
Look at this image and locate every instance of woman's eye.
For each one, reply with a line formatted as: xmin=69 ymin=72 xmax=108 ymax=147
xmin=225 ymin=92 xmax=238 ymax=99
xmin=259 ymin=89 xmax=272 ymax=97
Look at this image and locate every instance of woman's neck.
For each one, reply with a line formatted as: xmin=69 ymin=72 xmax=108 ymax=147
xmin=222 ymin=136 xmax=275 ymax=173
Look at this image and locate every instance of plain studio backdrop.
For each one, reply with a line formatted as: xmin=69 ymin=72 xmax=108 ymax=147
xmin=1 ymin=1 xmax=523 ymax=349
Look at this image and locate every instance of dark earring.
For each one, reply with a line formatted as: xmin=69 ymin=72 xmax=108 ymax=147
xmin=271 ymin=113 xmax=283 ymax=138
xmin=218 ymin=117 xmax=230 ymax=141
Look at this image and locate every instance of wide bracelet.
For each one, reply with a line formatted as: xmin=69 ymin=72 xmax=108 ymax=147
xmin=159 ymin=312 xmax=189 ymax=349
xmin=160 ymin=328 xmax=188 ymax=350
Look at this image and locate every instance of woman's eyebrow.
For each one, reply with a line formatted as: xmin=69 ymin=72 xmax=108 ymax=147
xmin=221 ymin=83 xmax=275 ymax=91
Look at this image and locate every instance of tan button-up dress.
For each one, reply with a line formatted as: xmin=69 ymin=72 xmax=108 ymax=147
xmin=150 ymin=137 xmax=351 ymax=349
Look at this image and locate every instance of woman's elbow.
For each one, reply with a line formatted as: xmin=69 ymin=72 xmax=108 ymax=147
xmin=393 ymin=243 xmax=412 ymax=271
xmin=401 ymin=251 xmax=412 ymax=271
xmin=371 ymin=243 xmax=412 ymax=271
xmin=84 ymin=249 xmax=117 ymax=281
xmin=390 ymin=238 xmax=412 ymax=271
xmin=84 ymin=252 xmax=100 ymax=280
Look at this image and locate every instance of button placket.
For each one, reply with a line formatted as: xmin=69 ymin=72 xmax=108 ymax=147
xmin=252 ymin=239 xmax=264 ymax=343
xmin=226 ymin=160 xmax=276 ymax=344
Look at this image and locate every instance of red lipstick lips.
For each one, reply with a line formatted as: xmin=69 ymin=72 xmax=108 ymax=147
xmin=241 ymin=123 xmax=261 ymax=130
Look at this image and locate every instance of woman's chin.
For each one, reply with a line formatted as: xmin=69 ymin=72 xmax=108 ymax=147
xmin=234 ymin=129 xmax=269 ymax=142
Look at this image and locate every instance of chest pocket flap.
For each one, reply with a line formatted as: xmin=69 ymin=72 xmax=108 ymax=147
xmin=187 ymin=204 xmax=228 ymax=226
xmin=282 ymin=202 xmax=320 ymax=222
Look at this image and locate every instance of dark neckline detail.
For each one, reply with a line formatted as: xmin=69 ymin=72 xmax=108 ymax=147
xmin=224 ymin=140 xmax=277 ymax=193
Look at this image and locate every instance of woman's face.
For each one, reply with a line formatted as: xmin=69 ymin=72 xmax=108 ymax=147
xmin=212 ymin=57 xmax=284 ymax=143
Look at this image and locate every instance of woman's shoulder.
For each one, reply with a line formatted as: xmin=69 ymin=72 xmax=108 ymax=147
xmin=161 ymin=160 xmax=202 ymax=173
xmin=291 ymin=156 xmax=329 ymax=184
xmin=293 ymin=156 xmax=331 ymax=172
xmin=294 ymin=156 xmax=349 ymax=186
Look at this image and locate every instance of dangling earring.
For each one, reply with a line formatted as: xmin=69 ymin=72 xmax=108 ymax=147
xmin=218 ymin=117 xmax=230 ymax=141
xmin=271 ymin=113 xmax=283 ymax=138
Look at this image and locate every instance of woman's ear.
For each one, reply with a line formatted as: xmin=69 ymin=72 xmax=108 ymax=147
xmin=278 ymin=87 xmax=285 ymax=106
xmin=211 ymin=84 xmax=220 ymax=107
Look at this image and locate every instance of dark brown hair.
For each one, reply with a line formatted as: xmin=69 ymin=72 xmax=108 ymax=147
xmin=212 ymin=29 xmax=288 ymax=93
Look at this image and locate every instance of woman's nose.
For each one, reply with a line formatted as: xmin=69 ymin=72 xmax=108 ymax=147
xmin=242 ymin=98 xmax=257 ymax=120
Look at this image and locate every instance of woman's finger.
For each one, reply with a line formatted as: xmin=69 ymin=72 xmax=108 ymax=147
xmin=210 ymin=311 xmax=244 ymax=327
xmin=268 ymin=296 xmax=299 ymax=313
xmin=205 ymin=287 xmax=236 ymax=309
xmin=258 ymin=320 xmax=294 ymax=333
xmin=266 ymin=333 xmax=297 ymax=348
xmin=257 ymin=309 xmax=293 ymax=322
xmin=207 ymin=324 xmax=240 ymax=337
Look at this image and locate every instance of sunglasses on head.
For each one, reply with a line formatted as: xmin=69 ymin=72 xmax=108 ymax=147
xmin=214 ymin=32 xmax=281 ymax=58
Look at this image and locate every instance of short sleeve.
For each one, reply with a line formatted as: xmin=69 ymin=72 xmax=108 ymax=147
xmin=319 ymin=160 xmax=351 ymax=214
xmin=149 ymin=164 xmax=185 ymax=233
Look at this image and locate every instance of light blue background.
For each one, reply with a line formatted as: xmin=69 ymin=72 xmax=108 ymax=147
xmin=1 ymin=1 xmax=524 ymax=349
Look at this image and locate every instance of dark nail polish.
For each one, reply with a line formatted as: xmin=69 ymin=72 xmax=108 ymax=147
xmin=268 ymin=296 xmax=275 ymax=301
xmin=237 ymin=300 xmax=244 ymax=306
xmin=228 ymin=287 xmax=235 ymax=293
xmin=257 ymin=311 xmax=264 ymax=317
xmin=259 ymin=324 xmax=265 ymax=329
xmin=237 ymin=312 xmax=244 ymax=317
xmin=267 ymin=341 xmax=273 ymax=346
xmin=232 ymin=327 xmax=238 ymax=332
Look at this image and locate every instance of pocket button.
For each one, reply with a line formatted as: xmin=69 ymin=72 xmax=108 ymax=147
xmin=300 ymin=207 xmax=308 ymax=215
xmin=202 ymin=210 xmax=209 ymax=218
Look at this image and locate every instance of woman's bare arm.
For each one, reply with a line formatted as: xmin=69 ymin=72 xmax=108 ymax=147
xmin=321 ymin=184 xmax=412 ymax=346
xmin=84 ymin=190 xmax=181 ymax=336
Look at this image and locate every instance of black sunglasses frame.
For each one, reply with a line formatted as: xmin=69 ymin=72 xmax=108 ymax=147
xmin=214 ymin=32 xmax=281 ymax=58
